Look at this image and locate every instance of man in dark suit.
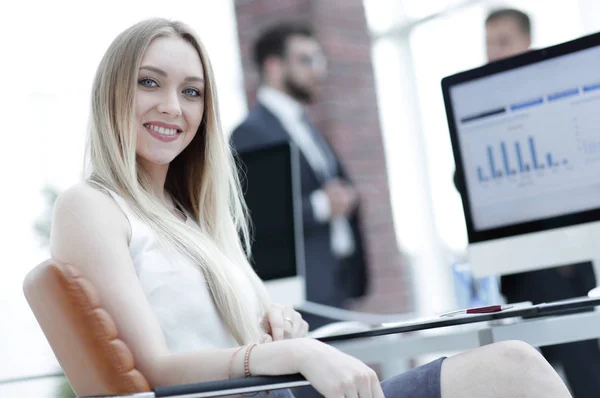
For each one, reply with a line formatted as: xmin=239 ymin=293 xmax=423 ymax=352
xmin=454 ymin=9 xmax=600 ymax=396
xmin=231 ymin=22 xmax=368 ymax=328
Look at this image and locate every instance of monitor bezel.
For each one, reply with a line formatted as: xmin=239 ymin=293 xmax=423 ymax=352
xmin=442 ymin=31 xmax=600 ymax=243
xmin=235 ymin=141 xmax=305 ymax=281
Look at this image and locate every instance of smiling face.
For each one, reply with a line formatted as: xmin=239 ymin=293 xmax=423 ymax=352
xmin=134 ymin=35 xmax=205 ymax=172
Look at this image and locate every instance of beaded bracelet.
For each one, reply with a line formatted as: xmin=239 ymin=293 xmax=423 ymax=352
xmin=244 ymin=343 xmax=258 ymax=377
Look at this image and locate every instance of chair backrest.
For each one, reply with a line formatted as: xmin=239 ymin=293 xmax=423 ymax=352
xmin=23 ymin=259 xmax=151 ymax=397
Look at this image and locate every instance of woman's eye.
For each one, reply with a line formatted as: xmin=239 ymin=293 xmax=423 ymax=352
xmin=138 ymin=78 xmax=158 ymax=87
xmin=183 ymin=88 xmax=201 ymax=97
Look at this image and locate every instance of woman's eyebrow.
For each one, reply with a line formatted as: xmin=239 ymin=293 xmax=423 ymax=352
xmin=140 ymin=65 xmax=204 ymax=84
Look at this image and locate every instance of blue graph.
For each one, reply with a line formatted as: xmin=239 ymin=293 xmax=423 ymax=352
xmin=477 ymin=136 xmax=567 ymax=182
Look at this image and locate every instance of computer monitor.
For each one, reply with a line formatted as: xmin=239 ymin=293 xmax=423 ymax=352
xmin=235 ymin=142 xmax=306 ymax=306
xmin=442 ymin=32 xmax=600 ymax=278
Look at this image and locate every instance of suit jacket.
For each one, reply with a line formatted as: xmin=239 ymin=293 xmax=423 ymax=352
xmin=231 ymin=103 xmax=369 ymax=306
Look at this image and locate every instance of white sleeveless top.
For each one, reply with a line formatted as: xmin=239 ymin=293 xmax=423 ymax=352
xmin=101 ymin=186 xmax=256 ymax=353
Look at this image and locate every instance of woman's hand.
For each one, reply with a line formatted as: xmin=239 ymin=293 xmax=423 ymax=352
xmin=260 ymin=304 xmax=309 ymax=341
xmin=295 ymin=339 xmax=384 ymax=398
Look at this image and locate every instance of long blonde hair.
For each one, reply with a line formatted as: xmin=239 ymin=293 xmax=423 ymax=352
xmin=85 ymin=18 xmax=271 ymax=344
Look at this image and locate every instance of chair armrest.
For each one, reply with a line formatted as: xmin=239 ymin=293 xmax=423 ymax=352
xmin=153 ymin=374 xmax=308 ymax=398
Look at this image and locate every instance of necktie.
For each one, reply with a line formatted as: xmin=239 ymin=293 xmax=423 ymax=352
xmin=301 ymin=113 xmax=339 ymax=181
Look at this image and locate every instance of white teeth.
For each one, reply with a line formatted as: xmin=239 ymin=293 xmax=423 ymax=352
xmin=145 ymin=124 xmax=178 ymax=136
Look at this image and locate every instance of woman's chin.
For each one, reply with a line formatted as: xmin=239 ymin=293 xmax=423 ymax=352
xmin=137 ymin=152 xmax=181 ymax=168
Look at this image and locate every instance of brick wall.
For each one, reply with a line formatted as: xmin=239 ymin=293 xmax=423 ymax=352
xmin=234 ymin=0 xmax=413 ymax=313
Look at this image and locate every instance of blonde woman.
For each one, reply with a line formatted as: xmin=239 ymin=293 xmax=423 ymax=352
xmin=50 ymin=18 xmax=572 ymax=398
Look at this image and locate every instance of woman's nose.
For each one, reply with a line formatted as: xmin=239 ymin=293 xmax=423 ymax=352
xmin=157 ymin=90 xmax=182 ymax=117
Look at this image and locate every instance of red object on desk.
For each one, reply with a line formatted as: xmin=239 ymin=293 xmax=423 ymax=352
xmin=467 ymin=305 xmax=503 ymax=314
xmin=440 ymin=305 xmax=512 ymax=318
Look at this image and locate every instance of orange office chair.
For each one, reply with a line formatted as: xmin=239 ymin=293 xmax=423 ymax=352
xmin=23 ymin=260 xmax=308 ymax=398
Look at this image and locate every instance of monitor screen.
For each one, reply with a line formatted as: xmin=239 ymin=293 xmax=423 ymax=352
xmin=443 ymin=33 xmax=600 ymax=243
xmin=235 ymin=142 xmax=299 ymax=281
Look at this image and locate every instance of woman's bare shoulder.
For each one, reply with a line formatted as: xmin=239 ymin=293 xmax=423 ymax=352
xmin=53 ymin=182 xmax=126 ymax=225
xmin=50 ymin=182 xmax=130 ymax=264
xmin=56 ymin=181 xmax=113 ymax=204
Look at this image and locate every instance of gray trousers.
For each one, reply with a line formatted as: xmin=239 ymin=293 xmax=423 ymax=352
xmin=253 ymin=357 xmax=445 ymax=398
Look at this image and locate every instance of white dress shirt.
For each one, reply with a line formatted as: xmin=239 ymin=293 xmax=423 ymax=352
xmin=257 ymin=86 xmax=355 ymax=258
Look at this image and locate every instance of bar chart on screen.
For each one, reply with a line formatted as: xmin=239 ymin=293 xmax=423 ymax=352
xmin=459 ymin=109 xmax=586 ymax=208
xmin=475 ymin=136 xmax=569 ymax=183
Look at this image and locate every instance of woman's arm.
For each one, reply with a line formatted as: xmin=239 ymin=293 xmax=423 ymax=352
xmin=50 ymin=183 xmax=383 ymax=397
xmin=49 ymin=183 xmax=305 ymax=385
